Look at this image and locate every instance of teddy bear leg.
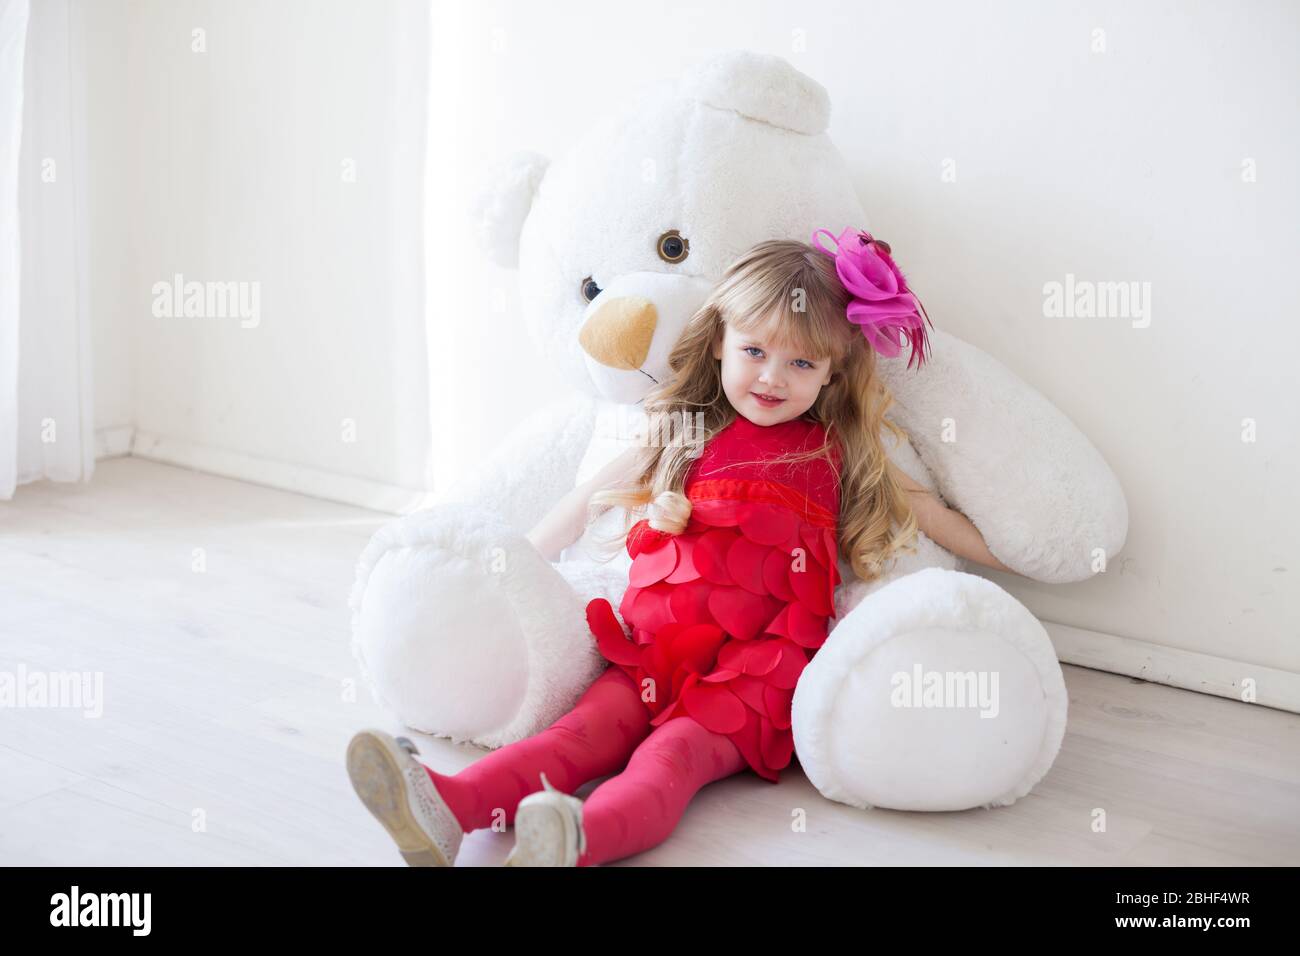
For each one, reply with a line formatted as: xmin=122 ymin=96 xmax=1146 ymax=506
xmin=792 ymin=567 xmax=1068 ymax=811
xmin=350 ymin=505 xmax=609 ymax=750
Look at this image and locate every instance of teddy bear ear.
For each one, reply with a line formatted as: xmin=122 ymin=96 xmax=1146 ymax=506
xmin=678 ymin=50 xmax=831 ymax=136
xmin=467 ymin=150 xmax=550 ymax=269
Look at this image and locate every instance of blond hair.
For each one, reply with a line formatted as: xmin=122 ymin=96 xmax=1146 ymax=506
xmin=587 ymin=238 xmax=921 ymax=583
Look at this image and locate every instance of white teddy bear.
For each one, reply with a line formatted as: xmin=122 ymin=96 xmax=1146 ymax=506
xmin=350 ymin=50 xmax=1128 ymax=811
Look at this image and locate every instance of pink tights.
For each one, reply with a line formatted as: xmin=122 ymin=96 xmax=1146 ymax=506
xmin=420 ymin=667 xmax=748 ymax=865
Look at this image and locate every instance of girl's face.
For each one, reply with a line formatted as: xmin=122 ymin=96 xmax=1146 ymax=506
xmin=711 ymin=320 xmax=833 ymax=426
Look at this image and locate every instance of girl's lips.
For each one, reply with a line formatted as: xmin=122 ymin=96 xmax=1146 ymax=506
xmin=751 ymin=392 xmax=785 ymax=406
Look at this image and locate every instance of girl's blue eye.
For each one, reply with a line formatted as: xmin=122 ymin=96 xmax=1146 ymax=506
xmin=742 ymin=346 xmax=815 ymax=369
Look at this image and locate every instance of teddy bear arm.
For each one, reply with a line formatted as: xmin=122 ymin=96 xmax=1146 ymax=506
xmin=877 ymin=329 xmax=1128 ymax=583
xmin=434 ymin=394 xmax=597 ymax=537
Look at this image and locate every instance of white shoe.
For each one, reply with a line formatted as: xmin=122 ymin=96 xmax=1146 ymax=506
xmin=346 ymin=728 xmax=464 ymax=867
xmin=503 ymin=772 xmax=588 ymax=867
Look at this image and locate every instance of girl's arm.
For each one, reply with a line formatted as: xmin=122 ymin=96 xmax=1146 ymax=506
xmin=887 ymin=461 xmax=1018 ymax=576
xmin=525 ymin=448 xmax=644 ymax=562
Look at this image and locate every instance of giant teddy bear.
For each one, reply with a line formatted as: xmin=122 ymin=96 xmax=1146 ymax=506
xmin=350 ymin=51 xmax=1128 ymax=812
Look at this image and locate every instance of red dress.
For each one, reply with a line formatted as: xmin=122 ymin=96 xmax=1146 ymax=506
xmin=585 ymin=414 xmax=843 ymax=782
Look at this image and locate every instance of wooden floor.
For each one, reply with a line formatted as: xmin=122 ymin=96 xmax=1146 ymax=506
xmin=2 ymin=457 xmax=1297 ymax=866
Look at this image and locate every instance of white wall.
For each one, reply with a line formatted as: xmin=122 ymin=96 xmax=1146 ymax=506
xmin=87 ymin=0 xmax=1298 ymax=675
xmin=87 ymin=0 xmax=430 ymax=502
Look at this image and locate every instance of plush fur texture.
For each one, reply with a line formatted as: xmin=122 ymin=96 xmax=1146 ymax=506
xmin=350 ymin=50 xmax=1127 ymax=811
xmin=795 ymin=567 xmax=1068 ymax=811
xmin=878 ymin=331 xmax=1128 ymax=583
xmin=351 ymin=503 xmax=610 ymax=748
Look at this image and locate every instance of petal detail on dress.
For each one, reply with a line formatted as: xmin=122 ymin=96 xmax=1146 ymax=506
xmin=799 ymin=522 xmax=828 ymax=566
xmin=824 ymin=529 xmax=841 ymax=616
xmin=672 ymin=623 xmax=729 ymax=674
xmin=670 ymin=664 xmax=694 ymax=702
xmin=766 ymin=640 xmax=808 ymax=689
xmin=644 ymin=622 xmax=684 ymax=679
xmin=685 ymin=516 xmax=709 ymax=535
xmin=618 ymin=584 xmax=641 ymax=625
xmin=738 ymin=501 xmax=798 ymax=546
xmin=649 ymin=673 xmax=697 ymax=726
xmin=764 ymin=684 xmax=794 ymax=730
xmin=740 ymin=639 xmax=783 ymax=676
xmin=715 ymin=640 xmax=781 ymax=677
xmin=664 ymin=535 xmax=700 ymax=583
xmin=760 ymin=715 xmax=794 ymax=769
xmin=693 ymin=528 xmax=737 ymax=586
xmin=629 ymin=536 xmax=678 ymax=587
xmin=667 ymin=578 xmax=714 ymax=627
xmin=628 ymin=583 xmax=675 ymax=633
xmin=762 ymin=548 xmax=798 ymax=602
xmin=627 ymin=519 xmax=673 ymax=559
xmin=725 ymin=535 xmax=769 ymax=596
xmin=788 ymin=554 xmax=833 ymax=617
xmin=728 ymin=672 xmax=770 ymax=714
xmin=786 ymin=599 xmax=829 ymax=649
xmin=707 ymin=586 xmax=774 ymax=642
xmin=701 ymin=667 xmax=742 ymax=683
xmin=682 ymin=683 xmax=748 ymax=734
xmin=728 ymin=707 xmax=767 ymax=776
xmin=762 ymin=603 xmax=792 ymax=640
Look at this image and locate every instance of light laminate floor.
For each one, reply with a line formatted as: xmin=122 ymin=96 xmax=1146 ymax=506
xmin=2 ymin=457 xmax=1297 ymax=866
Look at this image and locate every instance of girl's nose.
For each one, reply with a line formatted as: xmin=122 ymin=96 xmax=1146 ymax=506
xmin=758 ymin=365 xmax=785 ymax=387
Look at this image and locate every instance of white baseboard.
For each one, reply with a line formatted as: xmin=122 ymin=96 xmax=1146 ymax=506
xmin=95 ymin=426 xmax=435 ymax=515
xmin=94 ymin=424 xmax=134 ymax=459
xmin=1045 ymin=620 xmax=1300 ymax=715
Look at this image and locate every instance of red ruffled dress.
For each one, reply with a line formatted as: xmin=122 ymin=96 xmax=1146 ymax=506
xmin=585 ymin=414 xmax=843 ymax=783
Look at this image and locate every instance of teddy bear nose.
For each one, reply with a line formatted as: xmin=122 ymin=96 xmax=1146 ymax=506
xmin=578 ymin=296 xmax=659 ymax=370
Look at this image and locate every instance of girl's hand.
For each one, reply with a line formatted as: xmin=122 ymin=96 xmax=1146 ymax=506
xmin=888 ymin=462 xmax=1017 ymax=575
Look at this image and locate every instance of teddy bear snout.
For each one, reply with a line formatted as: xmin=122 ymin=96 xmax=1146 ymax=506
xmin=578 ymin=295 xmax=658 ymax=370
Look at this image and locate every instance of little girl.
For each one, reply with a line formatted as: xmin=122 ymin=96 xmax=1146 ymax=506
xmin=346 ymin=227 xmax=1014 ymax=866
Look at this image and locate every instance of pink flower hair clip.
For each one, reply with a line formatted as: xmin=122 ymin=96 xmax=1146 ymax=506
xmin=810 ymin=226 xmax=934 ymax=370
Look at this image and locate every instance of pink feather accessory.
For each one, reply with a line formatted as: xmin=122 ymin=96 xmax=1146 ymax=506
xmin=810 ymin=226 xmax=933 ymax=370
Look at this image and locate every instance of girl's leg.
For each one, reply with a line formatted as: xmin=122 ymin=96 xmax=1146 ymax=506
xmin=576 ymin=715 xmax=748 ymax=867
xmin=423 ymin=667 xmax=650 ymax=832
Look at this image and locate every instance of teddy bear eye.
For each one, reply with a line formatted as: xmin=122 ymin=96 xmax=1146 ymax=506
xmin=580 ymin=276 xmax=602 ymax=302
xmin=656 ymin=230 xmax=689 ymax=264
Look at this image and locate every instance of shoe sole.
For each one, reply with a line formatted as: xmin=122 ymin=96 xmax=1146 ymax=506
xmin=505 ymin=796 xmax=578 ymax=867
xmin=346 ymin=730 xmax=453 ymax=867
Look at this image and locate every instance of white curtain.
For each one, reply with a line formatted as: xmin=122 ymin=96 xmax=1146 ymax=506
xmin=0 ymin=0 xmax=93 ymax=500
